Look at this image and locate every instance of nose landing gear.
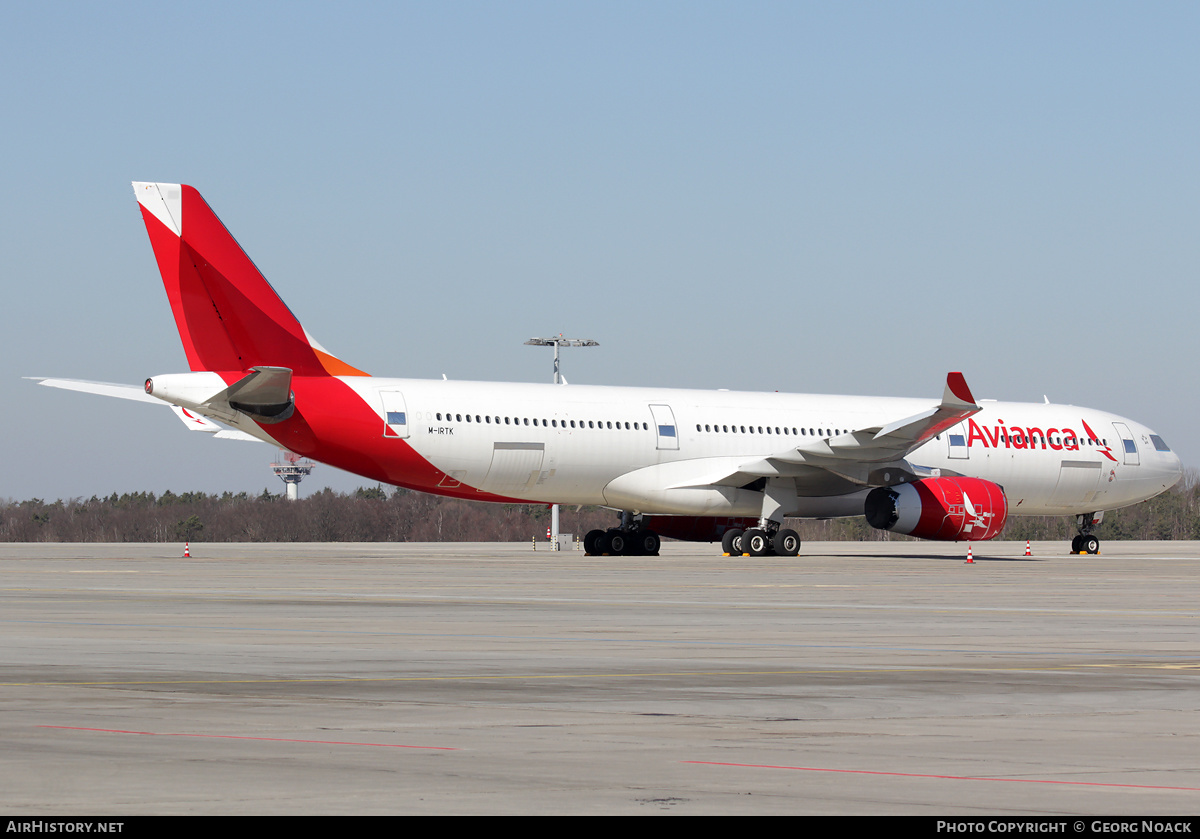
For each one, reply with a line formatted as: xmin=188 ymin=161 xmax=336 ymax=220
xmin=1071 ymin=512 xmax=1103 ymax=555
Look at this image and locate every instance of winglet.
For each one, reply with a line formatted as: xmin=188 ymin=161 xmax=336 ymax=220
xmin=943 ymin=372 xmax=976 ymax=409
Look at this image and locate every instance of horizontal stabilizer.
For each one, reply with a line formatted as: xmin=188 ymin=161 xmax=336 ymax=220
xmin=29 ymin=377 xmax=265 ymax=443
xmin=171 ymin=405 xmax=223 ymax=431
xmin=213 ymin=429 xmax=264 ymax=442
xmin=29 ymin=377 xmax=159 ymax=403
xmin=169 ymin=406 xmax=263 ymax=441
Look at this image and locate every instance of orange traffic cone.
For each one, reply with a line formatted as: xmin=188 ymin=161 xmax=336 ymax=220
xmin=183 ymin=542 xmax=191 ymax=558
xmin=1024 ymin=540 xmax=1032 ymax=557
xmin=965 ymin=544 xmax=974 ymax=564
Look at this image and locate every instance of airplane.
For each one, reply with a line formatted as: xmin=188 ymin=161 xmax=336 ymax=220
xmin=32 ymin=182 xmax=1184 ymax=558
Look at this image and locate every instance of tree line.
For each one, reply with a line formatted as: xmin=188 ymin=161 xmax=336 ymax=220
xmin=2 ymin=470 xmax=1197 ymax=543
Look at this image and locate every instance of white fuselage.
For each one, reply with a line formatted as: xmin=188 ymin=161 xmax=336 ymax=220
xmin=328 ymin=377 xmax=1181 ymax=519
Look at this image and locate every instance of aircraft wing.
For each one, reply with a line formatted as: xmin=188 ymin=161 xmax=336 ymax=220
xmin=718 ymin=372 xmax=980 ymax=489
xmin=29 ymin=377 xmax=263 ymax=442
xmin=775 ymin=371 xmax=979 ymax=464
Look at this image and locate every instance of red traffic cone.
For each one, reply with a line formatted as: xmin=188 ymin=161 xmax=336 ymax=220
xmin=1024 ymin=540 xmax=1032 ymax=557
xmin=965 ymin=544 xmax=974 ymax=564
xmin=183 ymin=542 xmax=191 ymax=558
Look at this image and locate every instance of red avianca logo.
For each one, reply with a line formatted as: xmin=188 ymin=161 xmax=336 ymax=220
xmin=965 ymin=417 xmax=1118 ymax=462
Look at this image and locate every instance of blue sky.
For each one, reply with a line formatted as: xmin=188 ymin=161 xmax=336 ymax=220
xmin=3 ymin=2 xmax=1198 ymax=500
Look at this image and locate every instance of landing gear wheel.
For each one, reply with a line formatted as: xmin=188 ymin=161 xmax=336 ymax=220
xmin=743 ymin=528 xmax=771 ymax=557
xmin=605 ymin=530 xmax=629 ymax=556
xmin=722 ymin=529 xmax=744 ymax=556
xmin=584 ymin=529 xmax=605 ymax=556
xmin=1082 ymin=535 xmax=1100 ymax=555
xmin=1070 ymin=535 xmax=1082 ymax=554
xmin=631 ymin=530 xmax=660 ymax=556
xmin=773 ymin=528 xmax=800 ymax=557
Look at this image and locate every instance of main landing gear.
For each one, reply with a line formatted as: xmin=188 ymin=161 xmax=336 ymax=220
xmin=1071 ymin=512 xmax=1102 ymax=555
xmin=721 ymin=525 xmax=801 ymax=557
xmin=584 ymin=513 xmax=660 ymax=556
xmin=722 ymin=479 xmax=802 ymax=557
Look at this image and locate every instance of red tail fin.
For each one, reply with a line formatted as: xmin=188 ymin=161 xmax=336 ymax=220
xmin=133 ymin=182 xmax=368 ymax=377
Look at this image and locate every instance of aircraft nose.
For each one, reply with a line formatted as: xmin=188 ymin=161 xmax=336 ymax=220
xmin=1167 ymin=451 xmax=1184 ymax=489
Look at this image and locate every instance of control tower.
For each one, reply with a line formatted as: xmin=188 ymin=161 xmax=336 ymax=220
xmin=270 ymin=450 xmax=315 ymax=500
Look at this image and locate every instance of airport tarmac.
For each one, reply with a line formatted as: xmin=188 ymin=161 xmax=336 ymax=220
xmin=1 ymin=539 xmax=1198 ymax=815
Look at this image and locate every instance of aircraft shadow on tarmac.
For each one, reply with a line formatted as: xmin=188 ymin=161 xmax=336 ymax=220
xmin=875 ymin=553 xmax=1043 ymax=562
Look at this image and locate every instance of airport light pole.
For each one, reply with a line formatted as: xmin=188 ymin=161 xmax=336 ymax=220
xmin=525 ymin=336 xmax=599 ymax=549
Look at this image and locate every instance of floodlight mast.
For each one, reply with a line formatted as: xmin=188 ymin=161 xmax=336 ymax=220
xmin=524 ymin=336 xmax=599 ymax=549
xmin=524 ymin=337 xmax=600 ymax=385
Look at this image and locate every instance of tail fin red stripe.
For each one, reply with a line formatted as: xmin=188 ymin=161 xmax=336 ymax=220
xmin=135 ymin=183 xmax=364 ymax=377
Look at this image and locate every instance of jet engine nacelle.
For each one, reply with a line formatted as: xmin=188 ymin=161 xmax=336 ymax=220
xmin=864 ymin=476 xmax=1008 ymax=541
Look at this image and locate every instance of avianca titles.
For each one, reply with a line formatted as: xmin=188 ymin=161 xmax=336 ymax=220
xmin=33 ymin=182 xmax=1183 ymax=558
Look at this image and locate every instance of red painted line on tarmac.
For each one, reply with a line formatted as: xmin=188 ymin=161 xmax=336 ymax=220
xmin=38 ymin=725 xmax=457 ymax=750
xmin=683 ymin=761 xmax=1200 ymax=792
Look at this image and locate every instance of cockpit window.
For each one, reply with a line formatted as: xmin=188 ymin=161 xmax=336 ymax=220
xmin=1150 ymin=435 xmax=1172 ymax=452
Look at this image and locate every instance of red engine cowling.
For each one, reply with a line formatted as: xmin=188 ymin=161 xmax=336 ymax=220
xmin=864 ymin=477 xmax=1008 ymax=541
